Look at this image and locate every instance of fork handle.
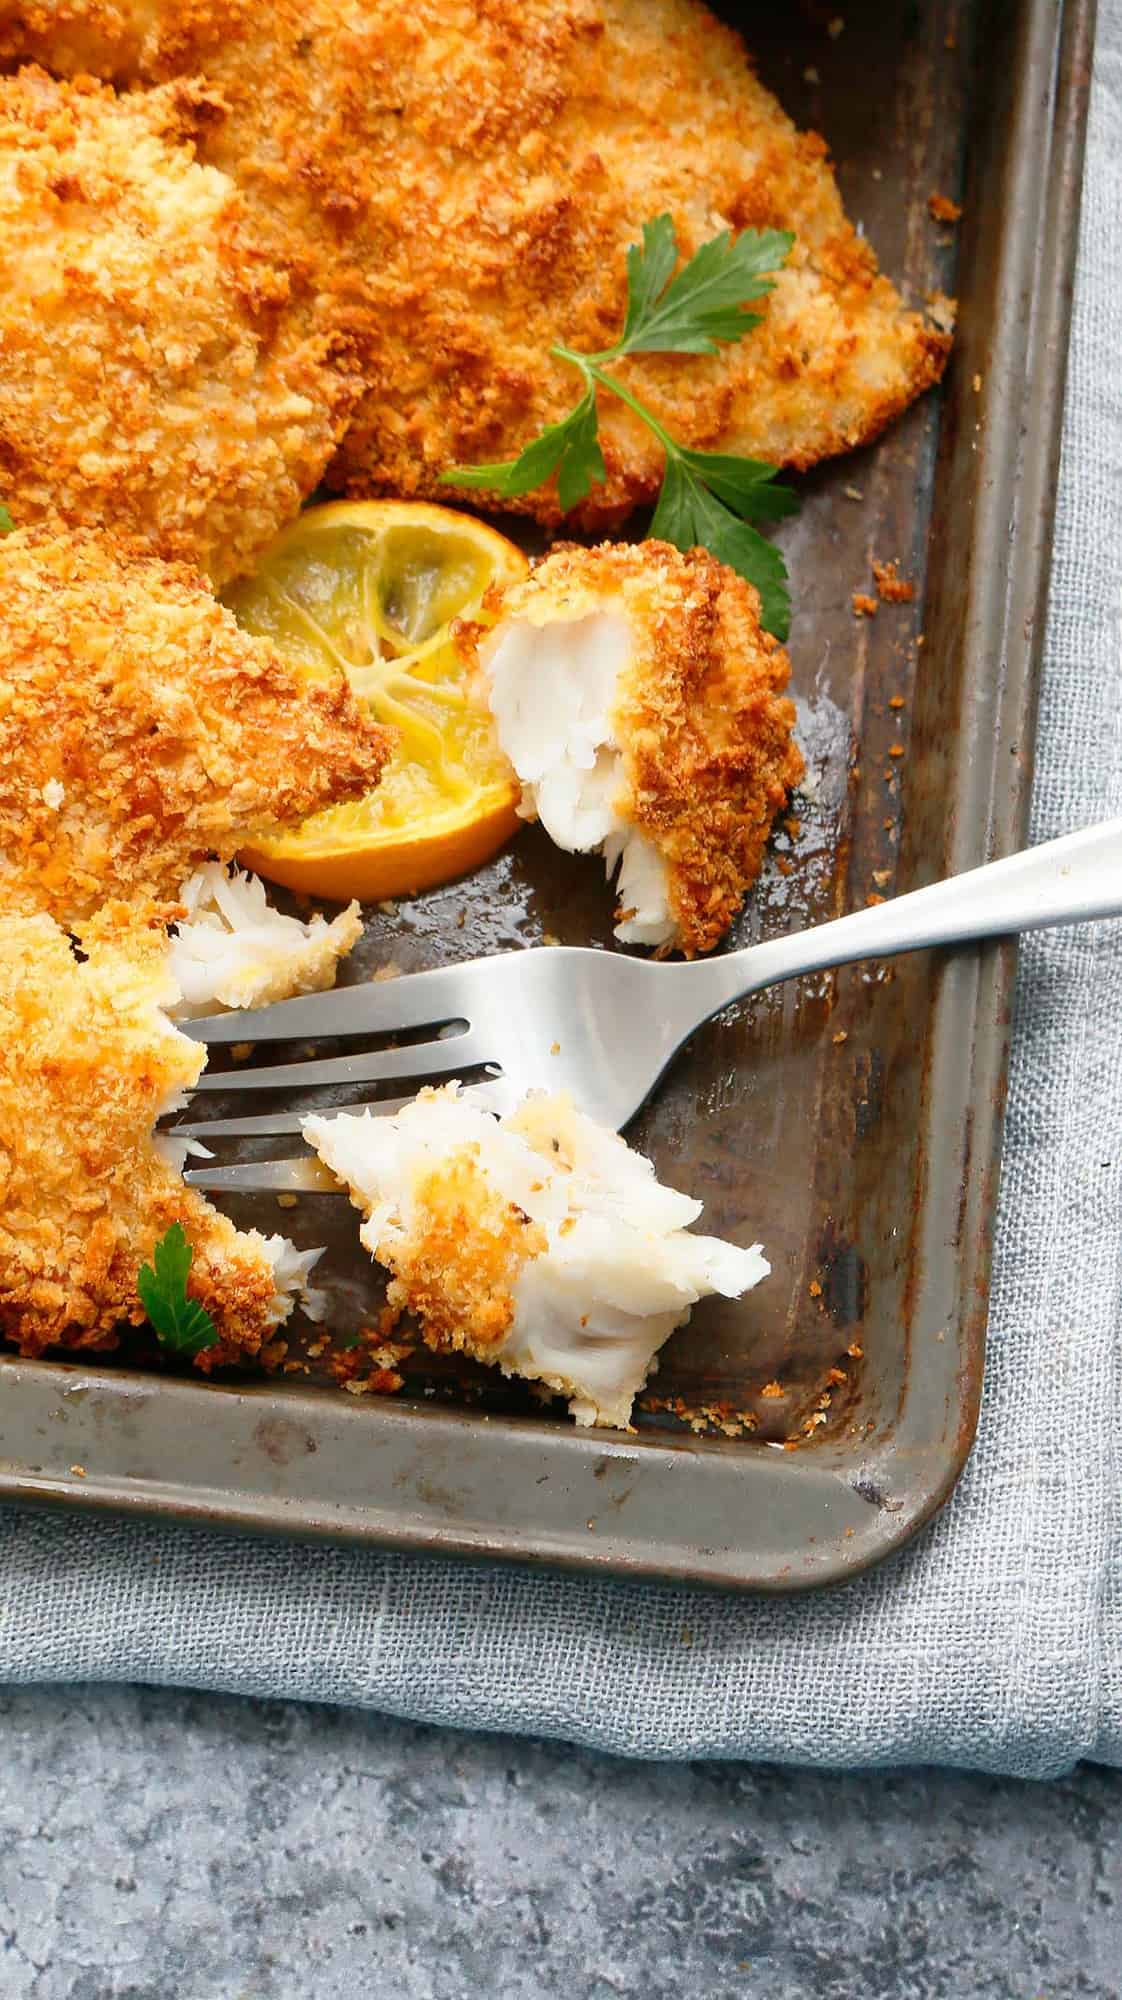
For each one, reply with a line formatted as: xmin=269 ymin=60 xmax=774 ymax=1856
xmin=678 ymin=818 xmax=1122 ymax=1016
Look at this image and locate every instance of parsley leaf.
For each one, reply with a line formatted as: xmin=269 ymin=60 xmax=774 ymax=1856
xmin=137 ymin=1223 xmax=218 ymax=1358
xmin=0 ymin=504 xmax=12 ymax=535
xmin=651 ymin=457 xmax=792 ymax=641
xmin=441 ymin=214 xmax=797 ymax=636
xmin=554 ymin=390 xmax=607 ymax=512
xmin=617 ymin=214 xmax=680 ymax=351
xmin=445 ymin=387 xmax=606 ymax=512
xmin=609 ymin=217 xmax=795 ymax=357
xmin=673 ymin=448 xmax=799 ymax=524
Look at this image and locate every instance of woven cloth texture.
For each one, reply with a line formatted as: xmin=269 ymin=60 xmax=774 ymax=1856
xmin=1 ymin=15 xmax=1120 ymax=1778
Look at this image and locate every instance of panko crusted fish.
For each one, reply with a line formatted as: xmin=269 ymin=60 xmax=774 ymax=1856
xmin=0 ymin=0 xmax=952 ymax=528
xmin=476 ymin=540 xmax=803 ymax=954
xmin=0 ymin=526 xmax=391 ymax=926
xmin=0 ymin=901 xmax=323 ymax=1365
xmin=0 ymin=66 xmax=368 ymax=581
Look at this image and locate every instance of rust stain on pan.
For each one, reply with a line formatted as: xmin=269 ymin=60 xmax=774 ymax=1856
xmin=253 ymin=1417 xmax=319 ymax=1467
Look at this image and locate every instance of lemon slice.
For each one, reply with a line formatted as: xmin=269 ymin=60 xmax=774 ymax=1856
xmin=222 ymin=500 xmax=529 ymax=901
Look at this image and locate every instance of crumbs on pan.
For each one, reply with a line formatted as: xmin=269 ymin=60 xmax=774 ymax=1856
xmin=328 ymin=1320 xmax=415 ymax=1396
xmin=277 ymin=1316 xmax=416 ymax=1393
xmin=786 ymin=1364 xmax=853 ymax=1444
xmin=639 ymin=1394 xmax=759 ymax=1438
xmin=872 ymin=558 xmax=915 ymax=603
xmin=852 ymin=591 xmax=878 ymax=618
xmin=643 ymin=1343 xmax=858 ymax=1444
xmin=928 ymin=191 xmax=962 ymax=223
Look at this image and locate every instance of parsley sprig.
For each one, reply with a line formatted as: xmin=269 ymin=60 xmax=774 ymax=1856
xmin=137 ymin=1224 xmax=218 ymax=1358
xmin=443 ymin=215 xmax=797 ymax=638
xmin=0 ymin=504 xmax=13 ymax=535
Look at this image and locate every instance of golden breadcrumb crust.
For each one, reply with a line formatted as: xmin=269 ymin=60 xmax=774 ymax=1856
xmin=0 ymin=901 xmax=298 ymax=1363
xmin=0 ymin=526 xmax=392 ymax=926
xmin=373 ymin=1148 xmax=546 ymax=1360
xmin=334 ymin=0 xmax=954 ymax=522
xmin=0 ymin=67 xmax=367 ymax=582
xmin=489 ymin=539 xmax=804 ymax=954
xmin=0 ymin=0 xmax=152 ymax=75
xmin=0 ymin=1 xmax=952 ymax=527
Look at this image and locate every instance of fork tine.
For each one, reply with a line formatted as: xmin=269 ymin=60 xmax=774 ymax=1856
xmin=181 ymin=960 xmax=476 ymax=1045
xmin=168 ymin=1083 xmax=453 ymax=1139
xmin=180 ymin=1080 xmax=518 ymax=1179
xmin=166 ymin=1101 xmax=414 ymax=1140
xmin=186 ymin=1156 xmax=338 ymax=1194
xmin=188 ymin=1028 xmax=490 ymax=1094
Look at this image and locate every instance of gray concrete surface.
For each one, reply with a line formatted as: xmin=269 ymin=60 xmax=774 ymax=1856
xmin=0 ymin=1685 xmax=1117 ymax=2000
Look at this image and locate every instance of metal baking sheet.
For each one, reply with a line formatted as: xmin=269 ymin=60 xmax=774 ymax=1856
xmin=0 ymin=0 xmax=1096 ymax=1588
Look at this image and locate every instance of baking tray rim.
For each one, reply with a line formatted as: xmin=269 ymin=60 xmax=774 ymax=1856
xmin=0 ymin=0 xmax=1098 ymax=1592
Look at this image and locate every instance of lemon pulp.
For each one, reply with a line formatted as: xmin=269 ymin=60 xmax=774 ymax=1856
xmin=222 ymin=501 xmax=528 ymax=897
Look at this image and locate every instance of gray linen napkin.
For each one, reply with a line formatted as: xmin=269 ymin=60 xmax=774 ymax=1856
xmin=1 ymin=12 xmax=1120 ymax=1779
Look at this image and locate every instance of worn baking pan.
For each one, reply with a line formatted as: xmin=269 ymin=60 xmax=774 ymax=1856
xmin=0 ymin=0 xmax=1095 ymax=1589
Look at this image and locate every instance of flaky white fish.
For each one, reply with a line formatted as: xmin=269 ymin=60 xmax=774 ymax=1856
xmin=306 ymin=1082 xmax=768 ymax=1428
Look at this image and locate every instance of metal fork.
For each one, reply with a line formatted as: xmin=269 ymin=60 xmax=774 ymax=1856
xmin=179 ymin=817 xmax=1122 ymax=1195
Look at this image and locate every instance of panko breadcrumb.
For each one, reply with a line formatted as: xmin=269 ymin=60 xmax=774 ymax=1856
xmin=477 ymin=540 xmax=803 ymax=955
xmin=871 ymin=557 xmax=915 ymax=603
xmin=0 ymin=66 xmax=366 ymax=582
xmin=0 ymin=901 xmax=321 ymax=1364
xmin=0 ymin=1 xmax=952 ymax=525
xmin=0 ymin=0 xmax=159 ymax=75
xmin=0 ymin=527 xmax=392 ymax=926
